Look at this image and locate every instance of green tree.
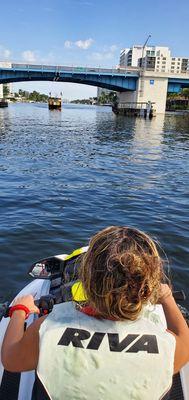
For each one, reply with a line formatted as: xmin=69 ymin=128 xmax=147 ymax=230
xmin=181 ymin=88 xmax=189 ymax=98
xmin=15 ymin=89 xmax=48 ymax=102
xmin=98 ymin=91 xmax=117 ymax=105
xmin=99 ymin=91 xmax=108 ymax=104
xmin=3 ymin=84 xmax=10 ymax=98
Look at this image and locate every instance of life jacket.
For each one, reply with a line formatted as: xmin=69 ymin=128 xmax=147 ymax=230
xmin=37 ymin=301 xmax=175 ymax=400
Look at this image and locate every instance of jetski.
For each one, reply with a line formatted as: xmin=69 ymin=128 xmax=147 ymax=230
xmin=0 ymin=247 xmax=189 ymax=400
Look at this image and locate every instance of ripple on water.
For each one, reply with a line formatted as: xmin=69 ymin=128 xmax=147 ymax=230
xmin=0 ymin=104 xmax=189 ymax=304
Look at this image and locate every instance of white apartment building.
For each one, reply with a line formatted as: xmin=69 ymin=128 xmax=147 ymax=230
xmin=120 ymin=45 xmax=144 ymax=67
xmin=120 ymin=45 xmax=189 ymax=74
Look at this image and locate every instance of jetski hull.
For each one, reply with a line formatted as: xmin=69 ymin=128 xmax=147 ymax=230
xmin=0 ymin=279 xmax=50 ymax=400
xmin=0 ymin=264 xmax=188 ymax=399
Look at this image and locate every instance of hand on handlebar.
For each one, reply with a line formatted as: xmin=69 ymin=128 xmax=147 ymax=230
xmin=158 ymin=284 xmax=173 ymax=304
xmin=12 ymin=295 xmax=40 ymax=315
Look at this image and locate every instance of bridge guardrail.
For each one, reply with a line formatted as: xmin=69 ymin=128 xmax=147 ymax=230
xmin=2 ymin=63 xmax=189 ymax=76
xmin=118 ymin=102 xmax=155 ymax=110
xmin=10 ymin=63 xmax=139 ymax=75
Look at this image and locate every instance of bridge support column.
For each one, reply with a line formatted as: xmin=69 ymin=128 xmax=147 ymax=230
xmin=117 ymin=88 xmax=138 ymax=104
xmin=118 ymin=74 xmax=168 ymax=114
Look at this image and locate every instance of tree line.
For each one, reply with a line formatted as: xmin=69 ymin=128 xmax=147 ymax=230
xmin=71 ymin=91 xmax=118 ymax=105
xmin=97 ymin=91 xmax=118 ymax=105
xmin=166 ymin=88 xmax=189 ymax=110
xmin=3 ymin=85 xmax=48 ymax=102
xmin=167 ymin=88 xmax=189 ymax=99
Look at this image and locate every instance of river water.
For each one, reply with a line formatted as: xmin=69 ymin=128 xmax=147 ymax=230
xmin=0 ymin=103 xmax=189 ymax=305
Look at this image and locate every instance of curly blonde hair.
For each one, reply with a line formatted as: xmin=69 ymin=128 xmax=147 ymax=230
xmin=80 ymin=226 xmax=164 ymax=321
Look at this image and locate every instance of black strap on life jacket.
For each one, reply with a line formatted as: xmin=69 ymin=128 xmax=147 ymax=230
xmin=32 ymin=374 xmax=50 ymax=400
xmin=0 ymin=370 xmax=21 ymax=400
xmin=161 ymin=372 xmax=184 ymax=400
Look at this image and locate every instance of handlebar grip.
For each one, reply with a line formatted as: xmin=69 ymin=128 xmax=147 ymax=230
xmin=173 ymin=290 xmax=186 ymax=301
xmin=3 ymin=295 xmax=56 ymax=318
xmin=3 ymin=307 xmax=11 ymax=318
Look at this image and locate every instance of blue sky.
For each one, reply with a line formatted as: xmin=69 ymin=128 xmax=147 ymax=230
xmin=1 ymin=0 xmax=189 ymax=99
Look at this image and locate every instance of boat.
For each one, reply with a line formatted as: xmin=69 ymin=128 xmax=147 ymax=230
xmin=0 ymin=247 xmax=189 ymax=400
xmin=0 ymin=100 xmax=8 ymax=108
xmin=48 ymin=96 xmax=62 ymax=110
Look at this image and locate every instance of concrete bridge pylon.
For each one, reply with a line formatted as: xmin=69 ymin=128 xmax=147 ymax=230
xmin=118 ymin=71 xmax=169 ymax=114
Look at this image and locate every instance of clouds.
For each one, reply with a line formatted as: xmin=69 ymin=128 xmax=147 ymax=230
xmin=22 ymin=50 xmax=37 ymax=63
xmin=0 ymin=45 xmax=11 ymax=59
xmin=62 ymin=40 xmax=120 ymax=68
xmin=21 ymin=50 xmax=56 ymax=64
xmin=0 ymin=38 xmax=120 ymax=100
xmin=0 ymin=40 xmax=120 ymax=71
xmin=64 ymin=38 xmax=94 ymax=50
xmin=89 ymin=44 xmax=119 ymax=62
xmin=64 ymin=41 xmax=72 ymax=49
xmin=63 ymin=40 xmax=119 ymax=65
xmin=75 ymin=39 xmax=94 ymax=49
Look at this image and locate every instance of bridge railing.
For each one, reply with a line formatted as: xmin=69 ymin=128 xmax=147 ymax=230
xmin=1 ymin=62 xmax=189 ymax=76
xmin=117 ymin=102 xmax=155 ymax=110
xmin=10 ymin=63 xmax=139 ymax=75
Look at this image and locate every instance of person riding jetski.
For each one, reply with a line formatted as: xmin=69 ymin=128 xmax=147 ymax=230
xmin=1 ymin=226 xmax=189 ymax=400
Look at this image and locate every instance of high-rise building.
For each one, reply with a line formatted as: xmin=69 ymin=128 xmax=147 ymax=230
xmin=120 ymin=46 xmax=144 ymax=67
xmin=119 ymin=45 xmax=189 ymax=74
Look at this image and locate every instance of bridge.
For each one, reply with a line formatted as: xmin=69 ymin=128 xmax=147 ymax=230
xmin=0 ymin=63 xmax=189 ymax=113
xmin=0 ymin=63 xmax=139 ymax=92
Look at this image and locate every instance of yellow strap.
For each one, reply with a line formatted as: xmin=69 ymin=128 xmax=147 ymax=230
xmin=71 ymin=281 xmax=87 ymax=302
xmin=64 ymin=247 xmax=85 ymax=261
xmin=64 ymin=246 xmax=88 ymax=302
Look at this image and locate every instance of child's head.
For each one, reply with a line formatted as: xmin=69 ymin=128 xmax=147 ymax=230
xmin=80 ymin=226 xmax=164 ymax=320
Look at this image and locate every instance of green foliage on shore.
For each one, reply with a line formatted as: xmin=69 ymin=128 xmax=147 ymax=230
xmin=181 ymin=88 xmax=189 ymax=98
xmin=15 ymin=89 xmax=49 ymax=102
xmin=9 ymin=89 xmax=48 ymax=102
xmin=3 ymin=84 xmax=10 ymax=97
xmin=166 ymin=88 xmax=189 ymax=110
xmin=167 ymin=88 xmax=189 ymax=99
xmin=70 ymin=91 xmax=118 ymax=106
xmin=98 ymin=91 xmax=118 ymax=105
xmin=70 ymin=98 xmax=97 ymax=105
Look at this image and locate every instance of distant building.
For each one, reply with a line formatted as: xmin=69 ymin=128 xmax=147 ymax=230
xmin=119 ymin=45 xmax=189 ymax=73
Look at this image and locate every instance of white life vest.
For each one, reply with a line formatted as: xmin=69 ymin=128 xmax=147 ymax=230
xmin=37 ymin=302 xmax=175 ymax=400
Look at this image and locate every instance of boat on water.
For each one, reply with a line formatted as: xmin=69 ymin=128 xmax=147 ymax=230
xmin=0 ymin=100 xmax=8 ymax=108
xmin=48 ymin=97 xmax=62 ymax=110
xmin=0 ymin=247 xmax=189 ymax=399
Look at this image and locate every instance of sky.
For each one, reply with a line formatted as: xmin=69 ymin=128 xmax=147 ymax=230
xmin=0 ymin=0 xmax=189 ymax=99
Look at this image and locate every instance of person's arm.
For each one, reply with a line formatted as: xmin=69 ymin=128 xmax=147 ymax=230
xmin=1 ymin=295 xmax=46 ymax=372
xmin=159 ymin=284 xmax=189 ymax=374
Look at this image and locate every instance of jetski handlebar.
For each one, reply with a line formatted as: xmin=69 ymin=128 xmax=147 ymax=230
xmin=3 ymin=290 xmax=187 ymax=318
xmin=3 ymin=295 xmax=56 ymax=318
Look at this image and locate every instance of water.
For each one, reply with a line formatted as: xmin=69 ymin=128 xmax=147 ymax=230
xmin=0 ymin=103 xmax=189 ymax=305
